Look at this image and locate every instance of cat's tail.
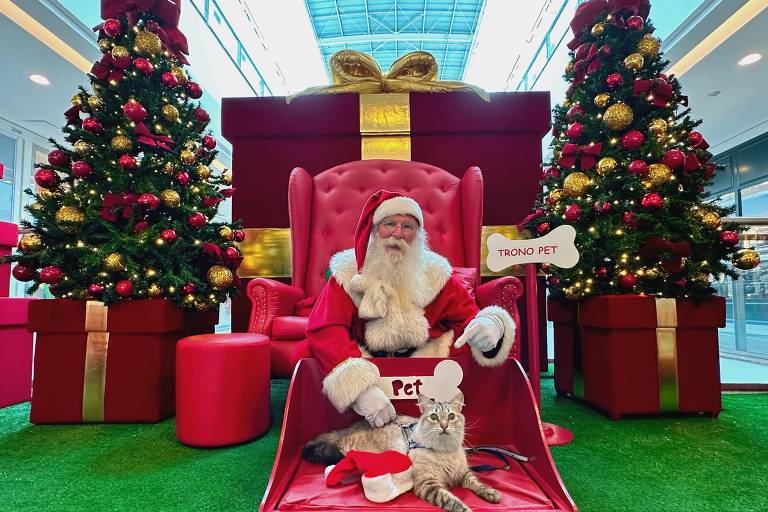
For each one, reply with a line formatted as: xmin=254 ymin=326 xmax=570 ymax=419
xmin=303 ymin=433 xmax=344 ymax=465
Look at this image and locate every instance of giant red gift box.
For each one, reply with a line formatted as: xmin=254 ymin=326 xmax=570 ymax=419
xmin=0 ymin=220 xmax=17 ymax=297
xmin=549 ymin=295 xmax=724 ymax=419
xmin=0 ymin=298 xmax=35 ymax=408
xmin=28 ymin=299 xmax=217 ymax=423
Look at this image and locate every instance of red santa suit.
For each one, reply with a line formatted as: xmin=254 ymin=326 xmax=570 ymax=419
xmin=306 ymin=191 xmax=516 ymax=413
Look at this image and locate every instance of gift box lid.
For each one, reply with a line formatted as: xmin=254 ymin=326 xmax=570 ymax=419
xmin=222 ymin=91 xmax=551 ymax=139
xmin=577 ymin=295 xmax=726 ymax=329
xmin=0 ymin=298 xmax=35 ymax=326
xmin=0 ymin=221 xmax=18 ymax=247
xmin=28 ymin=299 xmax=215 ymax=334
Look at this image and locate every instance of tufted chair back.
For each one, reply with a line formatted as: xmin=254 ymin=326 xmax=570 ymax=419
xmin=289 ymin=160 xmax=484 ymax=298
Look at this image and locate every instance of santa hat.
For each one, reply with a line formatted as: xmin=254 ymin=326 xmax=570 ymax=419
xmin=354 ymin=190 xmax=424 ymax=270
xmin=324 ymin=450 xmax=413 ymax=503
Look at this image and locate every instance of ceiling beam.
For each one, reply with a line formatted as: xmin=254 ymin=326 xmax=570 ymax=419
xmin=318 ymin=33 xmax=471 ymax=45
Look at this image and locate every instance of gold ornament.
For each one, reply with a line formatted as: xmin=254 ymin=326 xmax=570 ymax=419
xmin=565 ymin=61 xmax=575 ymax=74
xmin=548 ymin=188 xmax=564 ymax=204
xmin=74 ymin=140 xmax=91 ymax=154
xmin=160 ymin=189 xmax=180 ymax=208
xmin=733 ymin=249 xmax=760 ymax=270
xmin=196 ymin=164 xmax=211 ymax=180
xmin=647 ymin=163 xmax=672 ymax=187
xmin=221 ymin=172 xmax=232 ymax=185
xmin=563 ymin=172 xmax=591 ymax=197
xmin=594 ymin=93 xmax=610 ymax=108
xmin=701 ymin=211 xmax=721 ymax=229
xmin=87 ymin=95 xmax=103 ymax=110
xmin=694 ymin=272 xmax=710 ymax=284
xmin=134 ymin=31 xmax=162 ymax=56
xmin=103 ymin=252 xmax=125 ymax=272
xmin=111 ymin=45 xmax=130 ymax=60
xmin=184 ymin=140 xmax=198 ymax=150
xmin=164 ymin=161 xmax=175 ymax=174
xmin=145 ymin=268 xmax=157 ymax=279
xmin=98 ymin=38 xmax=111 ymax=52
xmin=207 ymin=265 xmax=234 ymax=290
xmin=194 ymin=300 xmax=210 ymax=312
xmin=637 ymin=34 xmax=661 ymax=58
xmin=219 ymin=226 xmax=233 ymax=239
xmin=624 ymin=53 xmax=645 ymax=71
xmin=170 ymin=66 xmax=187 ymax=85
xmin=180 ymin=149 xmax=196 ymax=164
xmin=111 ymin=135 xmax=133 ymax=152
xmin=648 ymin=118 xmax=668 ymax=135
xmin=71 ymin=94 xmax=83 ymax=108
xmin=642 ymin=268 xmax=661 ymax=280
xmin=147 ymin=283 xmax=163 ymax=298
xmin=30 ymin=203 xmax=43 ymax=211
xmin=161 ymin=104 xmax=179 ymax=122
xmin=603 ymin=102 xmax=634 ymax=131
xmin=55 ymin=206 xmax=85 ymax=233
xmin=39 ymin=188 xmax=57 ymax=200
xmin=19 ymin=234 xmax=44 ymax=252
xmin=597 ymin=157 xmax=618 ymax=175
xmin=591 ymin=23 xmax=605 ymax=37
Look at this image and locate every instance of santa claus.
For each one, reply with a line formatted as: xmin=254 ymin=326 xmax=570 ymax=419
xmin=306 ymin=190 xmax=515 ymax=428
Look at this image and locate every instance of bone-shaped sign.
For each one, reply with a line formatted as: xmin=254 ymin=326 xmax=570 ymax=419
xmin=486 ymin=224 xmax=579 ymax=271
xmin=379 ymin=359 xmax=463 ymax=401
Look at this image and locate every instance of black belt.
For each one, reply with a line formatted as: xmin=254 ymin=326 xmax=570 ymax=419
xmin=466 ymin=446 xmax=529 ymax=471
xmin=368 ymin=347 xmax=417 ymax=358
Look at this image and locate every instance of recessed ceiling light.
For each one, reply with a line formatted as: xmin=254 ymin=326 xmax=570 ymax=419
xmin=737 ymin=53 xmax=762 ymax=66
xmin=29 ymin=74 xmax=50 ymax=85
xmin=708 ymin=90 xmax=721 ymax=97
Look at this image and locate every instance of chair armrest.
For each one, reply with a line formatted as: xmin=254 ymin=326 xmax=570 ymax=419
xmin=247 ymin=278 xmax=306 ymax=336
xmin=476 ymin=276 xmax=523 ymax=358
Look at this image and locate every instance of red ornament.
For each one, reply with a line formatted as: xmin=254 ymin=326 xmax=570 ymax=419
xmin=564 ymin=204 xmax=581 ymax=221
xmin=182 ymin=282 xmax=196 ymax=294
xmin=161 ymin=72 xmax=178 ymax=88
xmin=675 ymin=278 xmax=687 ymax=287
xmin=88 ymin=283 xmax=105 ymax=295
xmin=628 ymin=159 xmax=649 ymax=176
xmin=619 ymin=273 xmax=637 ymax=289
xmin=594 ymin=201 xmax=611 ymax=212
xmin=687 ymin=131 xmax=704 ymax=146
xmin=103 ymin=18 xmax=122 ymax=37
xmin=175 ymin=172 xmax=190 ymax=185
xmin=115 ymin=279 xmax=133 ymax=297
xmin=137 ymin=193 xmax=160 ymax=211
xmin=133 ymin=220 xmax=149 ymax=234
xmin=194 ymin=107 xmax=210 ymax=123
xmin=144 ymin=20 xmax=160 ymax=32
xmin=188 ymin=212 xmax=207 ymax=228
xmin=118 ymin=154 xmax=137 ymax=170
xmin=186 ymin=81 xmax=203 ymax=99
xmin=606 ymin=72 xmax=624 ymax=88
xmin=566 ymin=122 xmax=584 ymax=139
xmin=623 ymin=211 xmax=640 ymax=228
xmin=48 ymin=149 xmax=69 ymax=167
xmin=622 ymin=130 xmax=645 ymax=149
xmin=233 ymin=229 xmax=245 ymax=242
xmin=536 ymin=222 xmax=551 ymax=234
xmin=548 ymin=276 xmax=560 ymax=286
xmin=133 ymin=57 xmax=154 ymax=76
xmin=71 ymin=161 xmax=92 ymax=178
xmin=39 ymin=266 xmax=63 ymax=284
xmin=202 ymin=135 xmax=217 ymax=149
xmin=595 ymin=267 xmax=609 ymax=277
xmin=566 ymin=104 xmax=586 ymax=121
xmin=225 ymin=246 xmax=240 ymax=259
xmin=122 ymin=101 xmax=147 ymax=122
xmin=543 ymin=166 xmax=560 ymax=179
xmin=601 ymin=44 xmax=612 ymax=57
xmin=662 ymin=149 xmax=686 ymax=169
xmin=82 ymin=117 xmax=103 ymax=134
xmin=719 ymin=231 xmax=739 ymax=245
xmin=161 ymin=228 xmax=178 ymax=243
xmin=626 ymin=15 xmax=644 ymax=30
xmin=34 ymin=169 xmax=60 ymax=189
xmin=641 ymin=193 xmax=664 ymax=210
xmin=12 ymin=264 xmax=36 ymax=282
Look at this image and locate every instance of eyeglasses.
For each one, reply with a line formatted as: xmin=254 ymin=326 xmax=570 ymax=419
xmin=380 ymin=220 xmax=416 ymax=234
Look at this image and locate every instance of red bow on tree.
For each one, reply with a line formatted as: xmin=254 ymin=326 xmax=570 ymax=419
xmin=64 ymin=105 xmax=81 ymax=126
xmin=684 ymin=152 xmax=702 ymax=172
xmin=134 ymin=122 xmax=174 ymax=151
xmin=632 ymin=78 xmax=674 ymax=107
xmin=573 ymin=43 xmax=605 ymax=86
xmin=96 ymin=0 xmax=189 ymax=64
xmin=567 ymin=0 xmax=650 ymax=49
xmin=607 ymin=0 xmax=651 ymax=27
xmin=203 ymin=242 xmax=243 ymax=270
xmin=639 ymin=237 xmax=691 ymax=273
xmin=516 ymin=209 xmax=545 ymax=232
xmin=702 ymin=163 xmax=717 ymax=181
xmin=558 ymin=143 xmax=603 ymax=170
xmin=100 ymin=192 xmax=138 ymax=222
xmin=91 ymin=54 xmax=131 ymax=83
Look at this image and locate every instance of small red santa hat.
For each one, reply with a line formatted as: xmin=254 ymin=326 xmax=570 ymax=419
xmin=324 ymin=450 xmax=413 ymax=503
xmin=354 ymin=190 xmax=424 ymax=270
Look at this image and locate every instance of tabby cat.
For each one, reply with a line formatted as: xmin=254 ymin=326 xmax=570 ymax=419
xmin=304 ymin=391 xmax=501 ymax=512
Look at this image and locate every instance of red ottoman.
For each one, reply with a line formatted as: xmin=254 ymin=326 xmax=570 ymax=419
xmin=0 ymin=298 xmax=35 ymax=408
xmin=176 ymin=333 xmax=270 ymax=447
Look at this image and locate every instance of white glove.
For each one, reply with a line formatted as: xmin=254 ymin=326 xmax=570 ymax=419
xmin=352 ymin=385 xmax=396 ymax=428
xmin=453 ymin=314 xmax=504 ymax=352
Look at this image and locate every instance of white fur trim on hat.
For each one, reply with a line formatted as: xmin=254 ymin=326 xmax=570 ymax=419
xmin=372 ymin=196 xmax=424 ymax=226
xmin=362 ymin=466 xmax=414 ymax=503
xmin=470 ymin=306 xmax=516 ymax=367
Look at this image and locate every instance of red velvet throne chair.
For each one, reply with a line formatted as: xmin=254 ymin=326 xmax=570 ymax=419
xmin=246 ymin=159 xmax=523 ymax=378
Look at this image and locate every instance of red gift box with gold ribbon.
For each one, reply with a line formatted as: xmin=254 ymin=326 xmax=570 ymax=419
xmin=549 ymin=295 xmax=724 ymax=419
xmin=28 ymin=299 xmax=217 ymax=423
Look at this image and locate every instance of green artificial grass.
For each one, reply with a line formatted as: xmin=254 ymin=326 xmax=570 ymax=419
xmin=1 ymin=377 xmax=767 ymax=511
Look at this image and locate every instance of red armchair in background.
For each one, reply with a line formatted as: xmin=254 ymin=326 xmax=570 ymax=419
xmin=246 ymin=159 xmax=523 ymax=378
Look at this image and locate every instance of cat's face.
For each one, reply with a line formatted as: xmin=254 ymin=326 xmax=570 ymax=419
xmin=415 ymin=392 xmax=465 ymax=451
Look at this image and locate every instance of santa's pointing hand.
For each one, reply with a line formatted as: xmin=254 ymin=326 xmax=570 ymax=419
xmin=453 ymin=314 xmax=505 ymax=352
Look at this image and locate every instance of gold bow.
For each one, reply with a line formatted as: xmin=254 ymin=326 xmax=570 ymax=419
xmin=288 ymin=50 xmax=490 ymax=103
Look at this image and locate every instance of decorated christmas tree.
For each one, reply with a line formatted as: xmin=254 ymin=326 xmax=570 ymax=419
xmin=8 ymin=3 xmax=242 ymax=310
xmin=523 ymin=0 xmax=759 ymax=301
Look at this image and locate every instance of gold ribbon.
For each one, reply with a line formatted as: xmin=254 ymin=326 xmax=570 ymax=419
xmin=82 ymin=301 xmax=109 ymax=422
xmin=655 ymin=298 xmax=679 ymax=412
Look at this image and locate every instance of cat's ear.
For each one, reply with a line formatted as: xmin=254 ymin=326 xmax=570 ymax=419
xmin=417 ymin=393 xmax=434 ymax=413
xmin=450 ymin=390 xmax=465 ymax=411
